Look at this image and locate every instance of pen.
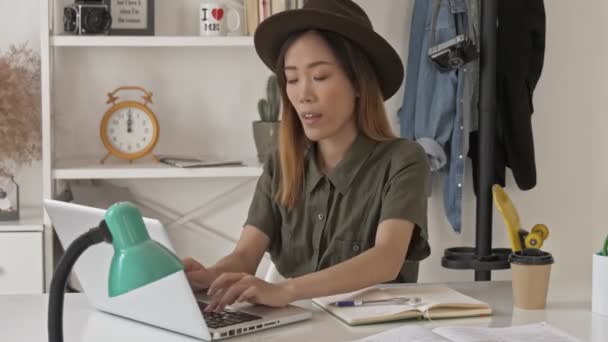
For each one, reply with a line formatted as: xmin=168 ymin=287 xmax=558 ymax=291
xmin=332 ymin=297 xmax=422 ymax=307
xmin=602 ymin=235 xmax=608 ymax=256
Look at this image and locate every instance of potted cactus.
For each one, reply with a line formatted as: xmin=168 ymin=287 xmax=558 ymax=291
xmin=253 ymin=74 xmax=281 ymax=163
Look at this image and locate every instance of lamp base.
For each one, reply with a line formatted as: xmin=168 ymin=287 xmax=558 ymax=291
xmin=48 ymin=221 xmax=112 ymax=342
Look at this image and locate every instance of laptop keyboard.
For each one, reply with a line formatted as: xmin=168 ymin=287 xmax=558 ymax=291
xmin=198 ymin=302 xmax=262 ymax=329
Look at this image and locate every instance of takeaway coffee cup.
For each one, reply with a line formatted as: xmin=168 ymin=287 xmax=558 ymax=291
xmin=509 ymin=248 xmax=554 ymax=310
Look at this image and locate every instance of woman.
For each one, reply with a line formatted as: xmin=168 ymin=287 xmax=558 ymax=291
xmin=184 ymin=0 xmax=431 ymax=313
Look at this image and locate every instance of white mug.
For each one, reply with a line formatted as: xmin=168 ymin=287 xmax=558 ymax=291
xmin=199 ymin=1 xmax=242 ymax=36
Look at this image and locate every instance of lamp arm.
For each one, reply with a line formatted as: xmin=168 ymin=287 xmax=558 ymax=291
xmin=48 ymin=221 xmax=112 ymax=342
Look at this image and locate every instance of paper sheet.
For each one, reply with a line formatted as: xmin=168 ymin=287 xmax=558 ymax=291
xmin=353 ymin=323 xmax=582 ymax=342
xmin=354 ymin=325 xmax=450 ymax=342
xmin=433 ymin=322 xmax=583 ymax=342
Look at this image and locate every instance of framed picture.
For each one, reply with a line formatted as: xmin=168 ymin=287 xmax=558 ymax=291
xmin=105 ymin=0 xmax=155 ymax=35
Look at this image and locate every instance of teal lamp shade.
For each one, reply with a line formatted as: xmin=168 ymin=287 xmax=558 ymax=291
xmin=104 ymin=202 xmax=183 ymax=297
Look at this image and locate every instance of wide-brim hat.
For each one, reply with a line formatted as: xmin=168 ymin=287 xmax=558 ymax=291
xmin=254 ymin=0 xmax=404 ymax=101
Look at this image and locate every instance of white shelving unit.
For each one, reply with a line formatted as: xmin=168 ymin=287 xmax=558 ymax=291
xmin=0 ymin=208 xmax=43 ymax=233
xmin=39 ymin=0 xmax=264 ymax=290
xmin=51 ymin=35 xmax=254 ymax=47
xmin=53 ymin=158 xmax=262 ymax=180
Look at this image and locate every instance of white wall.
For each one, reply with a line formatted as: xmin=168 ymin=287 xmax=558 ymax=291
xmin=1 ymin=0 xmax=606 ymax=289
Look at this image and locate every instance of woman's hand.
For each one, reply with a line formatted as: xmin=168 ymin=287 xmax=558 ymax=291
xmin=182 ymin=257 xmax=219 ymax=293
xmin=205 ymin=273 xmax=295 ymax=312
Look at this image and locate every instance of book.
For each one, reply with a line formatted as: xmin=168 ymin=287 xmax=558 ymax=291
xmin=353 ymin=322 xmax=583 ymax=342
xmin=157 ymin=155 xmax=243 ymax=168
xmin=271 ymin=0 xmax=287 ymax=15
xmin=258 ymin=0 xmax=271 ymax=23
xmin=286 ymin=0 xmax=305 ymax=11
xmin=312 ymin=285 xmax=492 ymax=326
xmin=244 ymin=0 xmax=259 ymax=36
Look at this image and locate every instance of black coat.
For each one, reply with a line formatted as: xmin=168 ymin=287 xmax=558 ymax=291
xmin=469 ymin=0 xmax=545 ymax=193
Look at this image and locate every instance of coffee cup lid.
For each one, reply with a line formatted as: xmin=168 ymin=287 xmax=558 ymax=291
xmin=508 ymin=248 xmax=554 ymax=265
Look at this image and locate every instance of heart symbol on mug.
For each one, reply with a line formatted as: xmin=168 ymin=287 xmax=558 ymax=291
xmin=211 ymin=8 xmax=224 ymax=20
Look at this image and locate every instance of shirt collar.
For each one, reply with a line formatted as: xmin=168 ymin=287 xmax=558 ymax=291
xmin=305 ymin=134 xmax=377 ymax=195
xmin=305 ymin=146 xmax=324 ymax=194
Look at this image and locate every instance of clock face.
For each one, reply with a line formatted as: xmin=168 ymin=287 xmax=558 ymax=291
xmin=104 ymin=105 xmax=156 ymax=155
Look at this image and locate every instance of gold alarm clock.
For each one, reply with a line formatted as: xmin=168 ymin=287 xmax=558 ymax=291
xmin=100 ymin=86 xmax=160 ymax=164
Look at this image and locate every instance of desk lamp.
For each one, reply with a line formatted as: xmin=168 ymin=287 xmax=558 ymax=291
xmin=47 ymin=202 xmax=184 ymax=342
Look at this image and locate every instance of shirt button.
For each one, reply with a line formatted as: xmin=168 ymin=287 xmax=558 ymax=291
xmin=352 ymin=244 xmax=360 ymax=252
xmin=317 ymin=213 xmax=324 ymax=221
xmin=459 ymin=155 xmax=463 ymax=159
xmin=458 ymin=183 xmax=463 ymax=188
xmin=460 ymin=126 xmax=464 ymax=130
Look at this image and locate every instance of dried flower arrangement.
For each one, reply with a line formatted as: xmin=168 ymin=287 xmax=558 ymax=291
xmin=0 ymin=42 xmax=42 ymax=179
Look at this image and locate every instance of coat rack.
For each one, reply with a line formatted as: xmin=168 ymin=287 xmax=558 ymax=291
xmin=441 ymin=0 xmax=511 ymax=280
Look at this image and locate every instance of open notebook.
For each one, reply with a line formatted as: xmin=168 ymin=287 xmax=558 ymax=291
xmin=313 ymin=285 xmax=492 ymax=325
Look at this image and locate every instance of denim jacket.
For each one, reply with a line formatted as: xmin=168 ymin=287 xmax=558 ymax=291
xmin=399 ymin=0 xmax=480 ymax=233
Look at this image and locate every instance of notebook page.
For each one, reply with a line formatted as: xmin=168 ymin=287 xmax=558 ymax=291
xmin=353 ymin=325 xmax=450 ymax=342
xmin=313 ymin=287 xmax=420 ymax=320
xmin=376 ymin=286 xmax=489 ymax=313
xmin=330 ymin=304 xmax=419 ymax=323
xmin=432 ymin=322 xmax=583 ymax=342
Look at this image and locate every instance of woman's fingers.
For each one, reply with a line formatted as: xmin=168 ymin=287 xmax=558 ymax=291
xmin=187 ymin=271 xmax=213 ymax=291
xmin=207 ymin=272 xmax=248 ymax=296
xmin=206 ymin=274 xmax=256 ymax=312
xmin=185 ymin=272 xmax=199 ymax=290
xmin=183 ymin=258 xmax=214 ymax=291
xmin=236 ymin=286 xmax=259 ymax=304
xmin=212 ymin=282 xmax=252 ymax=312
xmin=181 ymin=257 xmax=202 ymax=272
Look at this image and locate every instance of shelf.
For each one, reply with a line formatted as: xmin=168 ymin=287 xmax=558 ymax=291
xmin=0 ymin=208 xmax=43 ymax=232
xmin=50 ymin=35 xmax=254 ymax=47
xmin=52 ymin=158 xmax=263 ymax=180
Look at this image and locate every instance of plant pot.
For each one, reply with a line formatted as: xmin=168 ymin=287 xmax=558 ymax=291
xmin=0 ymin=176 xmax=19 ymax=221
xmin=252 ymin=121 xmax=280 ymax=163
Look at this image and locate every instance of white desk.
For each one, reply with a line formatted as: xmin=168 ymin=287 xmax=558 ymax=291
xmin=1 ymin=281 xmax=606 ymax=342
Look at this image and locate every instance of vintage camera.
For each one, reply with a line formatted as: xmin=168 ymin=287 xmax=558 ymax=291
xmin=428 ymin=34 xmax=479 ymax=72
xmin=64 ymin=0 xmax=112 ymax=35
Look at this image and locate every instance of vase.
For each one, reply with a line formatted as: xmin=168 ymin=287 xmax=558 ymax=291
xmin=0 ymin=176 xmax=19 ymax=221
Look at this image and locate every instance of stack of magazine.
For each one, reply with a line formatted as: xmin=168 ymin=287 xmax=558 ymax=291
xmin=157 ymin=155 xmax=243 ymax=168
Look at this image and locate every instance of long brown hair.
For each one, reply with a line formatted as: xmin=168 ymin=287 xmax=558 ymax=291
xmin=275 ymin=29 xmax=397 ymax=209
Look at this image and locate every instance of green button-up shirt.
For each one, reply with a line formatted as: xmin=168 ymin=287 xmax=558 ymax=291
xmin=245 ymin=134 xmax=431 ymax=283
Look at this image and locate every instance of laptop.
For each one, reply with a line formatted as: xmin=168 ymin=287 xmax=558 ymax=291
xmin=44 ymin=199 xmax=312 ymax=340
